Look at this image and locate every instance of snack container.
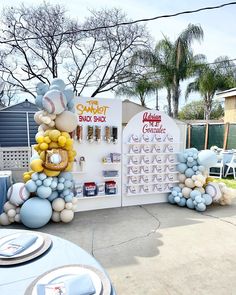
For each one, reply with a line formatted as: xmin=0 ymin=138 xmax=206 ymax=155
xmin=74 ymin=182 xmax=83 ymax=197
xmin=142 ymin=155 xmax=151 ymax=164
xmin=141 ymin=134 xmax=150 ymax=143
xmin=95 ymin=126 xmax=101 ymax=142
xmin=154 ymin=155 xmax=163 ymax=164
xmin=155 ymin=174 xmax=163 ymax=182
xmin=129 ymin=175 xmax=140 ymax=184
xmin=110 ymin=153 xmax=121 ymax=163
xmin=129 ymin=145 xmax=140 ymax=154
xmin=154 ymin=183 xmax=163 ymax=192
xmin=127 ymin=185 xmax=139 ymax=195
xmin=105 ymin=126 xmax=111 ymax=143
xmin=141 ymin=175 xmax=150 ymax=183
xmin=142 ymin=165 xmax=151 ymax=174
xmin=153 ymin=134 xmax=162 ymax=142
xmin=142 ymin=145 xmax=152 ymax=153
xmin=105 ymin=181 xmax=117 ymax=195
xmin=87 ymin=126 xmax=94 ymax=143
xmin=128 ymin=166 xmax=140 ymax=175
xmin=84 ymin=182 xmax=97 ymax=197
xmin=128 ymin=155 xmax=140 ymax=165
xmin=154 ymin=144 xmax=162 ymax=153
xmin=141 ymin=184 xmax=151 ymax=193
xmin=112 ymin=126 xmax=118 ymax=144
xmin=76 ymin=125 xmax=83 ymax=142
xmin=153 ymin=165 xmax=163 ymax=173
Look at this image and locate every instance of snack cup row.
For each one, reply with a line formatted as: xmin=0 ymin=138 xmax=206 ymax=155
xmin=129 ymin=144 xmax=175 ymax=154
xmin=127 ymin=165 xmax=177 ymax=175
xmin=127 ymin=173 xmax=178 ymax=184
xmin=128 ymin=154 xmax=177 ymax=165
xmin=127 ymin=183 xmax=175 ymax=195
xmin=129 ymin=133 xmax=174 ymax=143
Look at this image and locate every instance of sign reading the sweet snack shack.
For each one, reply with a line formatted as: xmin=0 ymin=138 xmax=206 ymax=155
xmin=76 ymin=99 xmax=110 ymax=123
xmin=142 ymin=112 xmax=166 ymax=134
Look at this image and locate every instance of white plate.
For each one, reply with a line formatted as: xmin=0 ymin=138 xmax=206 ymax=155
xmin=32 ymin=266 xmax=102 ymax=295
xmin=0 ymin=233 xmax=44 ymax=259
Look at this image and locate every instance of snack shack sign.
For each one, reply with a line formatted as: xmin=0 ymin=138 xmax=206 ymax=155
xmin=76 ymin=99 xmax=109 ymax=123
xmin=142 ymin=112 xmax=166 ymax=134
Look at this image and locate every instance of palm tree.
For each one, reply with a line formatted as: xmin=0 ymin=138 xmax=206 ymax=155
xmin=131 ymin=24 xmax=204 ymax=118
xmin=186 ymin=56 xmax=236 ymax=120
xmin=116 ymin=76 xmax=159 ymax=107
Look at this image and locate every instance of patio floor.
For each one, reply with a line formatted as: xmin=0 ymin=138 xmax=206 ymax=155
xmin=8 ymin=200 xmax=236 ymax=295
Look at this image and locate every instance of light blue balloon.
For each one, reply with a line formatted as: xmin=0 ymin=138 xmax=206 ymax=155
xmin=196 ymin=203 xmax=206 ymax=212
xmin=57 ymin=183 xmax=64 ymax=191
xmin=62 ymin=189 xmax=70 ymax=196
xmin=188 ymin=157 xmax=193 ymax=163
xmin=192 ymin=166 xmax=198 ymax=172
xmin=36 ymin=82 xmax=49 ymax=96
xmin=59 ymin=177 xmax=65 ymax=183
xmin=187 ymin=160 xmax=197 ymax=168
xmin=38 ymin=173 xmax=47 ymax=181
xmin=59 ymin=172 xmax=73 ymax=181
xmin=65 ymin=195 xmax=73 ymax=202
xmin=37 ymin=186 xmax=52 ymax=199
xmin=178 ymin=192 xmax=183 ymax=198
xmin=172 ymin=191 xmax=177 ymax=197
xmin=185 ymin=168 xmax=194 ymax=178
xmin=48 ymin=191 xmax=59 ymax=202
xmin=51 ymin=181 xmax=58 ymax=190
xmin=64 ymin=89 xmax=74 ymax=103
xmin=50 ymin=78 xmax=66 ymax=91
xmin=25 ymin=180 xmax=37 ymax=193
xmin=198 ymin=166 xmax=205 ymax=172
xmin=20 ymin=197 xmax=52 ymax=228
xmin=193 ymin=153 xmax=198 ymax=160
xmin=177 ymin=163 xmax=187 ymax=173
xmin=67 ymin=100 xmax=75 ymax=112
xmin=190 ymin=190 xmax=201 ymax=200
xmin=31 ymin=173 xmax=39 ymax=181
xmin=168 ymin=194 xmax=175 ymax=204
xmin=186 ymin=198 xmax=195 ymax=209
xmin=172 ymin=186 xmax=181 ymax=193
xmin=64 ymin=180 xmax=73 ymax=189
xmin=190 ymin=148 xmax=199 ymax=153
xmin=43 ymin=178 xmax=52 ymax=187
xmin=195 ymin=195 xmax=202 ymax=203
xmin=35 ymin=95 xmax=43 ymax=109
xmin=36 ymin=180 xmax=42 ymax=186
xmin=202 ymin=194 xmax=213 ymax=206
xmin=178 ymin=198 xmax=186 ymax=207
xmin=183 ymin=153 xmax=188 ymax=159
xmin=174 ymin=196 xmax=180 ymax=203
xmin=188 ymin=151 xmax=193 ymax=157
xmin=197 ymin=150 xmax=217 ymax=167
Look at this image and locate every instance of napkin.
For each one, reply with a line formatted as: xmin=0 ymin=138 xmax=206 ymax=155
xmin=37 ymin=274 xmax=96 ymax=295
xmin=0 ymin=234 xmax=38 ymax=257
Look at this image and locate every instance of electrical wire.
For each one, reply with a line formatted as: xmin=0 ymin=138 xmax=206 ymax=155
xmin=0 ymin=2 xmax=236 ymax=44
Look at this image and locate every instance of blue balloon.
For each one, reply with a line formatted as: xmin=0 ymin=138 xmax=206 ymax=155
xmin=39 ymin=173 xmax=47 ymax=181
xmin=192 ymin=166 xmax=198 ymax=172
xmin=177 ymin=153 xmax=186 ymax=163
xmin=195 ymin=195 xmax=202 ymax=203
xmin=65 ymin=195 xmax=73 ymax=202
xmin=36 ymin=180 xmax=42 ymax=186
xmin=43 ymin=178 xmax=52 ymax=187
xmin=168 ymin=194 xmax=175 ymax=204
xmin=178 ymin=198 xmax=186 ymax=207
xmin=64 ymin=180 xmax=73 ymax=189
xmin=197 ymin=150 xmax=217 ymax=167
xmin=31 ymin=173 xmax=39 ymax=181
xmin=64 ymin=89 xmax=74 ymax=103
xmin=50 ymin=78 xmax=66 ymax=91
xmin=187 ymin=160 xmax=197 ymax=168
xmin=172 ymin=191 xmax=178 ymax=197
xmin=35 ymin=95 xmax=43 ymax=109
xmin=57 ymin=183 xmax=64 ymax=191
xmin=172 ymin=186 xmax=181 ymax=193
xmin=190 ymin=190 xmax=201 ymax=200
xmin=188 ymin=157 xmax=194 ymax=163
xmin=185 ymin=168 xmax=194 ymax=178
xmin=62 ymin=189 xmax=70 ymax=196
xmin=59 ymin=172 xmax=73 ymax=181
xmin=186 ymin=198 xmax=195 ymax=209
xmin=37 ymin=186 xmax=52 ymax=199
xmin=67 ymin=100 xmax=75 ymax=112
xmin=20 ymin=197 xmax=52 ymax=228
xmin=59 ymin=177 xmax=65 ymax=183
xmin=198 ymin=165 xmax=205 ymax=172
xmin=202 ymin=194 xmax=213 ymax=206
xmin=174 ymin=196 xmax=180 ymax=203
xmin=25 ymin=180 xmax=37 ymax=193
xmin=36 ymin=82 xmax=49 ymax=95
xmin=177 ymin=163 xmax=187 ymax=173
xmin=48 ymin=191 xmax=59 ymax=202
xmin=196 ymin=203 xmax=206 ymax=212
xmin=51 ymin=181 xmax=58 ymax=190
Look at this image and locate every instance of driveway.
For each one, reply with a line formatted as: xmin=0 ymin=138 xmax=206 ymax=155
xmin=8 ymin=200 xmax=236 ymax=295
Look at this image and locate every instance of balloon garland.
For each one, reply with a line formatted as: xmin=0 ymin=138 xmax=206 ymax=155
xmin=0 ymin=78 xmax=79 ymax=228
xmin=168 ymin=148 xmax=236 ymax=211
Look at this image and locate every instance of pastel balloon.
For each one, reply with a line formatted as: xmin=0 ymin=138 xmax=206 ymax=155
xmin=7 ymin=183 xmax=30 ymax=206
xmin=37 ymin=186 xmax=52 ymax=199
xmin=55 ymin=111 xmax=77 ymax=133
xmin=198 ymin=150 xmax=217 ymax=167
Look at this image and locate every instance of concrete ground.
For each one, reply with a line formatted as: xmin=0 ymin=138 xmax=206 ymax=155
xmin=8 ymin=201 xmax=236 ymax=295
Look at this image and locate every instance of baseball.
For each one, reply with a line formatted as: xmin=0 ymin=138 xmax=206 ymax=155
xmin=42 ymin=89 xmax=67 ymax=114
xmin=7 ymin=183 xmax=30 ymax=206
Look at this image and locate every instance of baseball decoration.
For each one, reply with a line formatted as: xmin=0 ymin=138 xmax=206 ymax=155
xmin=0 ymin=78 xmax=78 ymax=228
xmin=42 ymin=89 xmax=67 ymax=115
xmin=168 ymin=148 xmax=236 ymax=212
xmin=7 ymin=183 xmax=30 ymax=206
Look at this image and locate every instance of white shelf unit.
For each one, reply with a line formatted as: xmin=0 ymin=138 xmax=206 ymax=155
xmin=127 ymin=141 xmax=182 ymax=145
xmin=73 ymin=97 xmax=122 ymax=212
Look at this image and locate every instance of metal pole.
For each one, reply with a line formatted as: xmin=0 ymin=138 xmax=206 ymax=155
xmin=26 ymin=112 xmax=30 ymax=147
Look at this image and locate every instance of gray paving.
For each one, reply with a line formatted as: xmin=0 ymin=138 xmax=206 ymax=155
xmin=6 ymin=200 xmax=236 ymax=295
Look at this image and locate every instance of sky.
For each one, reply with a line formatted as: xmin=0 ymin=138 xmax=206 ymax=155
xmin=0 ymin=0 xmax=235 ymax=110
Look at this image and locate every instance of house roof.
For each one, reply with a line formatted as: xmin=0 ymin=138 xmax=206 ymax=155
xmin=0 ymin=99 xmax=39 ymax=112
xmin=216 ymin=88 xmax=236 ymax=99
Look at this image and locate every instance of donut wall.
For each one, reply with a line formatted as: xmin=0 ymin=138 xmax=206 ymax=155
xmin=122 ymin=111 xmax=181 ymax=207
xmin=72 ymin=97 xmax=122 ymax=212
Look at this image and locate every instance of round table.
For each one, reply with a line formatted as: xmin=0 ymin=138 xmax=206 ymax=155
xmin=0 ymin=229 xmax=116 ymax=295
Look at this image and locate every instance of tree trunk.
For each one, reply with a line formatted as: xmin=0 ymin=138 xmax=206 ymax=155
xmin=172 ymin=85 xmax=180 ymax=118
xmin=166 ymin=88 xmax=172 ymax=116
xmin=204 ymin=95 xmax=212 ymax=120
xmin=155 ymin=89 xmax=159 ymax=110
